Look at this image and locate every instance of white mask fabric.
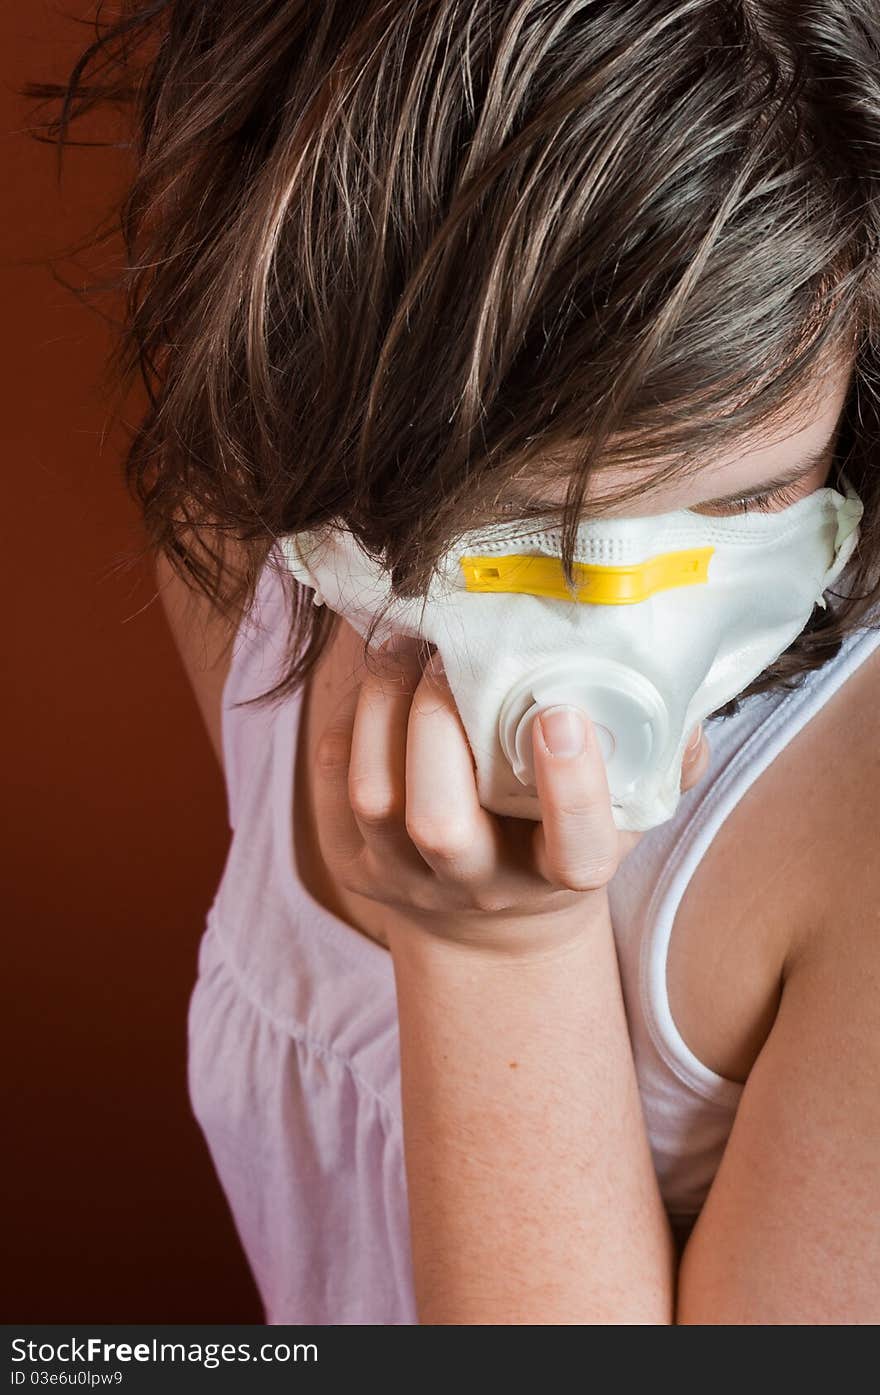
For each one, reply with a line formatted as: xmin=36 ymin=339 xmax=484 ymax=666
xmin=279 ymin=477 xmax=863 ymax=832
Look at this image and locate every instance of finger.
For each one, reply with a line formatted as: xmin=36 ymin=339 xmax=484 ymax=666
xmin=311 ymin=677 xmax=371 ymax=875
xmin=402 ymin=653 xmax=505 ymax=884
xmin=346 ymin=636 xmax=441 ymax=877
xmin=529 ymin=706 xmax=620 ymax=892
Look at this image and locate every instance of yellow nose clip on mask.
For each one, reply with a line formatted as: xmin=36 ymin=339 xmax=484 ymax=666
xmin=459 ymin=546 xmax=715 ymax=606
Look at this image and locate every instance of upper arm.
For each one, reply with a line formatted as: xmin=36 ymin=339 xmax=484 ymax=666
xmin=154 ymin=546 xmax=243 ymax=773
xmin=675 ymin=849 xmax=880 ymax=1323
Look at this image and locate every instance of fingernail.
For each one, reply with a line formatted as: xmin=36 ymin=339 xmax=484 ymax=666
xmin=685 ymin=725 xmax=702 ymax=754
xmin=424 ymin=650 xmax=448 ymax=682
xmin=539 ymin=705 xmax=586 ymax=757
xmin=378 ymin=633 xmax=410 ymax=658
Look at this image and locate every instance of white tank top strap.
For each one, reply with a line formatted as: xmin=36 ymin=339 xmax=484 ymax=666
xmin=638 ymin=618 xmax=880 ymax=1101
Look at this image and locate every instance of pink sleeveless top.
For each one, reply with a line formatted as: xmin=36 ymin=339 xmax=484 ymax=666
xmin=186 ymin=547 xmax=880 ymax=1324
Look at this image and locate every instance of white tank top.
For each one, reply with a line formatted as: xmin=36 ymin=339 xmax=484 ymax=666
xmin=188 ymin=549 xmax=880 ymax=1322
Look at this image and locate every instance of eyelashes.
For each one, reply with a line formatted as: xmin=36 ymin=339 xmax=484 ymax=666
xmin=719 ymin=481 xmax=807 ymax=515
xmin=495 ymin=477 xmax=812 ymax=521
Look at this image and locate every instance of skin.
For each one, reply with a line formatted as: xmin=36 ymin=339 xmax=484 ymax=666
xmin=158 ymin=341 xmax=879 ymax=1322
xmin=303 ymin=348 xmax=880 ymax=1323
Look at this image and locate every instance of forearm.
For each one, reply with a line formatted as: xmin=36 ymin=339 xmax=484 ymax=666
xmin=387 ymin=902 xmax=676 ymax=1324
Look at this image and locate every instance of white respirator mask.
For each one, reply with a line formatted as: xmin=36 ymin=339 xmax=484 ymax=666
xmin=279 ymin=476 xmax=863 ymax=831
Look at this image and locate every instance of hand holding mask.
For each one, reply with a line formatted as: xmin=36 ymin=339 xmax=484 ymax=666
xmin=304 ymin=629 xmax=710 ymax=958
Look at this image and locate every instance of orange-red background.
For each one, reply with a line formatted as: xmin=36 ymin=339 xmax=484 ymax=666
xmin=3 ymin=5 xmax=261 ymax=1320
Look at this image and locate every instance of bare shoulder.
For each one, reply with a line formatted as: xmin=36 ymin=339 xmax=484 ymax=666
xmin=787 ymin=633 xmax=880 ymax=962
xmin=154 ymin=544 xmax=248 ymax=772
xmin=667 ymin=631 xmax=880 ymax=1083
xmin=786 ymin=638 xmax=880 ymax=954
xmin=676 ymin=639 xmax=880 ymax=1321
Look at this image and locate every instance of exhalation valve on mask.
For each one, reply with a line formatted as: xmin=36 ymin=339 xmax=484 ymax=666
xmin=279 ymin=475 xmax=863 ymax=832
xmin=499 ymin=654 xmax=671 ymax=808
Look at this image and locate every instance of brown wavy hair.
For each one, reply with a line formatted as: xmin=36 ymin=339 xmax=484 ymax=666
xmin=21 ymin=0 xmax=880 ymax=720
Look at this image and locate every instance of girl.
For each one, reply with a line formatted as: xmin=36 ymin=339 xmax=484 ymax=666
xmin=35 ymin=1 xmax=880 ymax=1322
